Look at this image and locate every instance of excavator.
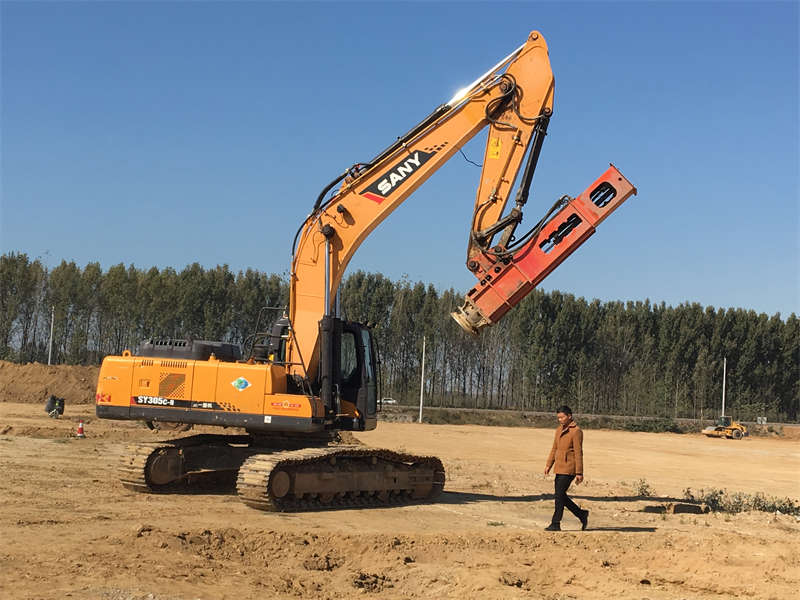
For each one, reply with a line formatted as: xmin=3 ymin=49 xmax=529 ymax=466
xmin=95 ymin=31 xmax=637 ymax=511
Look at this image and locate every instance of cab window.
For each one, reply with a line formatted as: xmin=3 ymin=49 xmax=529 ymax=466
xmin=340 ymin=331 xmax=358 ymax=381
xmin=361 ymin=329 xmax=375 ymax=383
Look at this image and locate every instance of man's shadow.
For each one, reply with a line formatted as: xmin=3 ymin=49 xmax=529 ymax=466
xmin=437 ymin=490 xmax=676 ymax=532
xmin=587 ymin=526 xmax=657 ymax=532
xmin=439 ymin=490 xmax=684 ymax=504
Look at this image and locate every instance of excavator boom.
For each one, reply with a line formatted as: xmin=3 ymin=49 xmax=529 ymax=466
xmin=288 ymin=31 xmax=555 ymax=378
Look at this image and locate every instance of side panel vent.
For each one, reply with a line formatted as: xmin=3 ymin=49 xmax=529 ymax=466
xmin=590 ymin=182 xmax=616 ymax=208
xmin=159 ymin=360 xmax=188 ymax=369
xmin=539 ymin=213 xmax=583 ymax=254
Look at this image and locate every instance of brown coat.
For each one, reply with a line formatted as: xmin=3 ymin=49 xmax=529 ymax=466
xmin=545 ymin=421 xmax=584 ymax=475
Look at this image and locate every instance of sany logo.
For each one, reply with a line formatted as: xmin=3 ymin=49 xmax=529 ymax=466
xmin=361 ymin=150 xmax=435 ymax=204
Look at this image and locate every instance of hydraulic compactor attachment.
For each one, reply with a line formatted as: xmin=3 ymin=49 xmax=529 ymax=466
xmin=452 ymin=165 xmax=637 ymax=335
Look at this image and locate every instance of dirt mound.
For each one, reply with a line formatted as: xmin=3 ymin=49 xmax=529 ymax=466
xmin=0 ymin=360 xmax=98 ymax=405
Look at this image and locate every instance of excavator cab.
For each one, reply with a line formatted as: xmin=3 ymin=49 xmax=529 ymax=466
xmin=318 ymin=316 xmax=378 ymax=432
xmin=247 ymin=314 xmax=377 ymax=431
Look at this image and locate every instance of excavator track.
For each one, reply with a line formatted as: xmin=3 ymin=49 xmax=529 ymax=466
xmin=119 ymin=435 xmax=253 ymax=492
xmin=236 ymin=446 xmax=445 ymax=511
xmin=120 ymin=436 xmax=445 ymax=511
xmin=120 ymin=441 xmax=170 ymax=492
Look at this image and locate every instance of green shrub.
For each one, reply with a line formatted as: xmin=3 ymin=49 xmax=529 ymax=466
xmin=623 ymin=418 xmax=683 ymax=433
xmin=634 ymin=478 xmax=656 ymax=497
xmin=683 ymin=487 xmax=800 ymax=516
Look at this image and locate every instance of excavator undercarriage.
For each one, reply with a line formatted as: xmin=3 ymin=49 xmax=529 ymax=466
xmin=119 ymin=434 xmax=445 ymax=511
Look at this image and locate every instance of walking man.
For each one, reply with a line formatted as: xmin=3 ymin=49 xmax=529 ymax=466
xmin=544 ymin=405 xmax=589 ymax=531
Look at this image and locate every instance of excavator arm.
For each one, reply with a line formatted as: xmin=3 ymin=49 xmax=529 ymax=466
xmin=289 ymin=31 xmax=557 ymax=378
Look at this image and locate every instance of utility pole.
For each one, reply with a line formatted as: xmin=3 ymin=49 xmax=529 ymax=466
xmin=721 ymin=356 xmax=727 ymax=417
xmin=47 ymin=305 xmax=55 ymax=365
xmin=418 ymin=335 xmax=426 ymax=424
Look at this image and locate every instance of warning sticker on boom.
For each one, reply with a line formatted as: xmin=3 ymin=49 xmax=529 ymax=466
xmin=488 ymin=137 xmax=502 ymax=159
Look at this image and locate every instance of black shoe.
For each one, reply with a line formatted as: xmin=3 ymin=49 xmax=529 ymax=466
xmin=544 ymin=523 xmax=561 ymax=531
xmin=579 ymin=510 xmax=589 ymax=531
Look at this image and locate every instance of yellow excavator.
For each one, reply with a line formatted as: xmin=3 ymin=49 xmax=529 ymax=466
xmin=95 ymin=31 xmax=637 ymax=511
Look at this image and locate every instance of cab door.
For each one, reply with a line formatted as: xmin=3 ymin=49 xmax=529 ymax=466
xmin=336 ymin=326 xmax=361 ymax=418
xmin=335 ymin=323 xmax=378 ymax=431
xmin=358 ymin=327 xmax=378 ymax=430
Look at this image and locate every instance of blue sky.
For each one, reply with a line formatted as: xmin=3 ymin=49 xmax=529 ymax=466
xmin=2 ymin=1 xmax=798 ymax=317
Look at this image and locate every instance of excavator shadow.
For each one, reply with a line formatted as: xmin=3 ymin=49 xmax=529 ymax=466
xmin=143 ymin=472 xmax=239 ymax=496
xmin=136 ymin=475 xmax=451 ymax=512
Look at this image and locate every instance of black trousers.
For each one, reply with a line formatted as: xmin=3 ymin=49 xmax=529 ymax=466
xmin=551 ymin=474 xmax=583 ymax=524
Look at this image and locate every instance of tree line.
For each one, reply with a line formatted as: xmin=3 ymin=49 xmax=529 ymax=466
xmin=2 ymin=252 xmax=797 ymax=421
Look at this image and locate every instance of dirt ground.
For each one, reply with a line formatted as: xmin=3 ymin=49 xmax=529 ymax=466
xmin=0 ymin=395 xmax=798 ymax=600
